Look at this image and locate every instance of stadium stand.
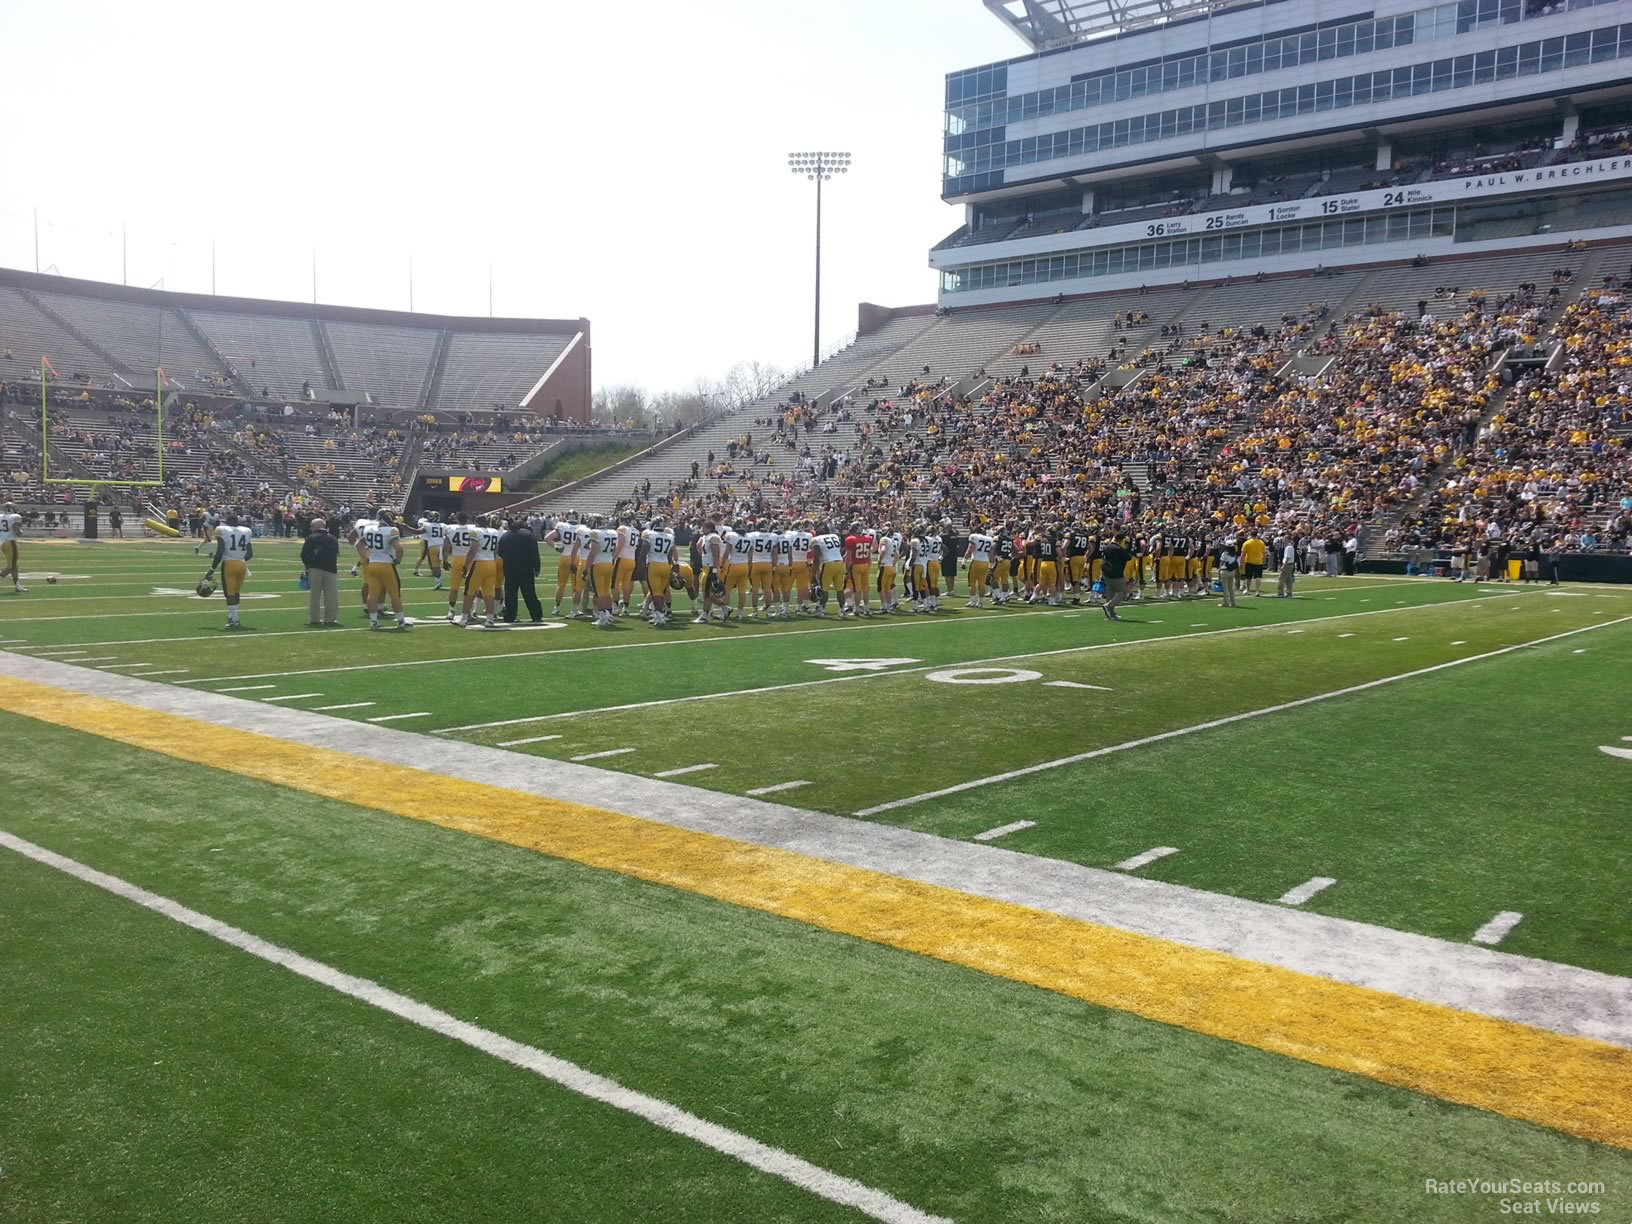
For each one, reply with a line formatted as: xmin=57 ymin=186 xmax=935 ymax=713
xmin=526 ymin=243 xmax=1631 ymax=567
xmin=4 ymin=244 xmax=1629 ymax=567
xmin=431 ymin=333 xmax=575 ymax=414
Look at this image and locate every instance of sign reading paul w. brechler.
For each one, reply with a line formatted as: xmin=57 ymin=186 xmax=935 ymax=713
xmin=929 ymin=153 xmax=1632 ymax=266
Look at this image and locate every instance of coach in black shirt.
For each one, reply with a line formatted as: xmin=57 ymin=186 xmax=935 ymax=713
xmin=1099 ymin=536 xmax=1133 ymax=621
xmin=498 ymin=517 xmax=544 ymax=623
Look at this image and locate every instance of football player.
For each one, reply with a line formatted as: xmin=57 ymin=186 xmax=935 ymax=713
xmin=964 ymin=529 xmax=995 ymax=609
xmin=445 ymin=513 xmax=475 ymax=620
xmin=0 ymin=502 xmax=24 ymax=593
xmin=641 ymin=516 xmax=676 ymax=626
xmin=358 ymin=510 xmax=410 ymax=630
xmin=460 ymin=513 xmax=502 ymax=629
xmin=697 ymin=520 xmax=727 ymax=624
xmin=204 ymin=511 xmax=254 ymax=629
xmin=614 ymin=515 xmax=639 ymax=614
xmin=922 ymin=525 xmax=944 ymax=612
xmin=588 ymin=516 xmax=620 ymax=628
xmin=810 ymin=522 xmax=846 ymax=616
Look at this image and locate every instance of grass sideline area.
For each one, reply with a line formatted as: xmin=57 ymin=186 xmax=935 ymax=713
xmin=518 ymin=441 xmax=652 ymax=493
xmin=1 ymin=535 xmax=1629 ymax=1221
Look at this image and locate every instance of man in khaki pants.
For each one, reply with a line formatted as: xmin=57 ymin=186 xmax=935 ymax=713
xmin=1276 ymin=535 xmax=1298 ymax=598
xmin=1218 ymin=539 xmax=1241 ymax=607
xmin=300 ymin=518 xmax=341 ymax=625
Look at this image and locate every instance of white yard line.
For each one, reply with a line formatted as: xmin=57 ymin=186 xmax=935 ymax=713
xmin=1597 ymin=745 xmax=1632 ymax=762
xmin=216 ymin=684 xmax=276 ymax=693
xmin=259 ymin=693 xmax=324 ymax=703
xmin=746 ymin=781 xmax=812 ymax=797
xmin=653 ymin=763 xmax=719 ymax=778
xmin=1278 ymin=877 xmax=1338 ymax=906
xmin=94 ymin=663 xmax=154 ymax=670
xmin=855 ymin=616 xmax=1632 ymax=817
xmin=314 ymin=702 xmax=375 ymax=712
xmin=434 ymin=592 xmax=1539 ymax=734
xmin=0 ymin=830 xmax=946 ymax=1224
xmin=25 ymin=649 xmax=91 ymax=657
xmin=972 ymin=820 xmax=1036 ymax=842
xmin=570 ymin=748 xmax=636 ymax=762
xmin=497 ymin=734 xmax=564 ymax=747
xmin=1472 ymin=911 xmax=1525 ymax=946
xmin=1114 ymin=846 xmax=1180 ymax=871
xmin=366 ymin=712 xmax=433 ymax=723
xmin=0 ymin=596 xmax=1075 ymax=644
xmin=132 ymin=669 xmax=189 ymax=677
xmin=1042 ymin=680 xmax=1109 ymax=690
xmin=71 ymin=656 xmax=118 ymax=663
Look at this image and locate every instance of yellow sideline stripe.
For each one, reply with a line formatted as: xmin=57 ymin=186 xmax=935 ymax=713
xmin=1 ymin=673 xmax=1628 ymax=1151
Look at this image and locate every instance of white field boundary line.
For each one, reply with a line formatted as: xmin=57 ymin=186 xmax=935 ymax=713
xmin=855 ymin=616 xmax=1632 ymax=817
xmin=0 ymin=830 xmax=948 ymax=1224
xmin=0 ymin=601 xmax=1077 ymax=652
xmin=432 ymin=590 xmax=1538 ymax=733
xmin=0 ymin=580 xmax=1427 ymax=648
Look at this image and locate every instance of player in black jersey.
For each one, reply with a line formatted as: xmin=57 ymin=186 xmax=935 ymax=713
xmin=1034 ymin=528 xmax=1061 ymax=605
xmin=993 ymin=529 xmax=1018 ymax=605
xmin=1066 ymin=523 xmax=1091 ymax=604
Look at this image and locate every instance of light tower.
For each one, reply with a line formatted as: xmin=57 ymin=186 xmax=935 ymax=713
xmin=787 ymin=151 xmax=851 ymax=369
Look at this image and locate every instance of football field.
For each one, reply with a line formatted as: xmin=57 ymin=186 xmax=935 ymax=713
xmin=2 ymin=536 xmax=1629 ymax=1222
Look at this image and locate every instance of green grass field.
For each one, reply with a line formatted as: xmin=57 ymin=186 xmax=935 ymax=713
xmin=2 ymin=535 xmax=1629 ymax=1221
xmin=519 ymin=441 xmax=651 ymax=492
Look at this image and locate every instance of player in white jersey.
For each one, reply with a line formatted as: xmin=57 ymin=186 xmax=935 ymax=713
xmin=964 ymin=531 xmax=996 ymax=609
xmin=745 ymin=522 xmax=776 ymax=618
xmin=414 ymin=513 xmax=446 ymax=586
xmin=922 ymin=529 xmax=945 ymax=612
xmin=0 ymin=502 xmax=25 ymax=593
xmin=786 ymin=524 xmax=813 ymax=612
xmin=356 ymin=510 xmax=410 ymax=630
xmin=444 ymin=514 xmax=476 ymax=620
xmin=585 ymin=517 xmax=621 ymax=627
xmin=697 ymin=521 xmax=727 ymax=624
xmin=193 ymin=509 xmax=218 ymax=555
xmin=542 ymin=515 xmax=579 ymax=618
xmin=875 ymin=525 xmax=902 ymax=613
xmin=720 ymin=524 xmax=752 ymax=620
xmin=614 ymin=517 xmax=639 ymax=615
xmin=459 ymin=514 xmax=503 ymax=628
xmin=347 ymin=513 xmax=378 ymax=616
xmin=810 ymin=525 xmax=845 ymax=616
xmin=640 ymin=518 xmax=677 ymax=626
xmin=768 ymin=522 xmax=793 ymax=619
xmin=204 ymin=512 xmax=254 ymax=629
xmin=572 ymin=518 xmax=597 ymax=619
xmin=905 ymin=529 xmax=928 ymax=612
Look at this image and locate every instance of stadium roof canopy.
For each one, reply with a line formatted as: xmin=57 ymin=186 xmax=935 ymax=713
xmin=982 ymin=0 xmax=1259 ymax=50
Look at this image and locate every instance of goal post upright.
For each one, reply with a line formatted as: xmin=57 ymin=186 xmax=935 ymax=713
xmin=36 ymin=354 xmax=166 ymax=492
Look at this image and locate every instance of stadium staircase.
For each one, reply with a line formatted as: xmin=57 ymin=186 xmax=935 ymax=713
xmin=174 ymin=309 xmax=254 ymax=397
xmin=418 ymin=332 xmax=451 ymax=412
xmin=313 ymin=322 xmax=344 ymax=393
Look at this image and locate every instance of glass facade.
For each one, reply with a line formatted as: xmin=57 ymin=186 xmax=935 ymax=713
xmin=943 ymin=18 xmax=1632 ymax=193
xmin=940 ymin=206 xmax=1457 ymax=293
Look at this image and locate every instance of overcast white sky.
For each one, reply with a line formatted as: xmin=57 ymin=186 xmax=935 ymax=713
xmin=0 ymin=0 xmax=1012 ymax=393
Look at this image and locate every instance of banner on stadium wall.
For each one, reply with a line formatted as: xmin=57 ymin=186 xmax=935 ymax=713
xmin=448 ymin=475 xmax=502 ymax=493
xmin=931 ymin=153 xmax=1632 ymax=265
